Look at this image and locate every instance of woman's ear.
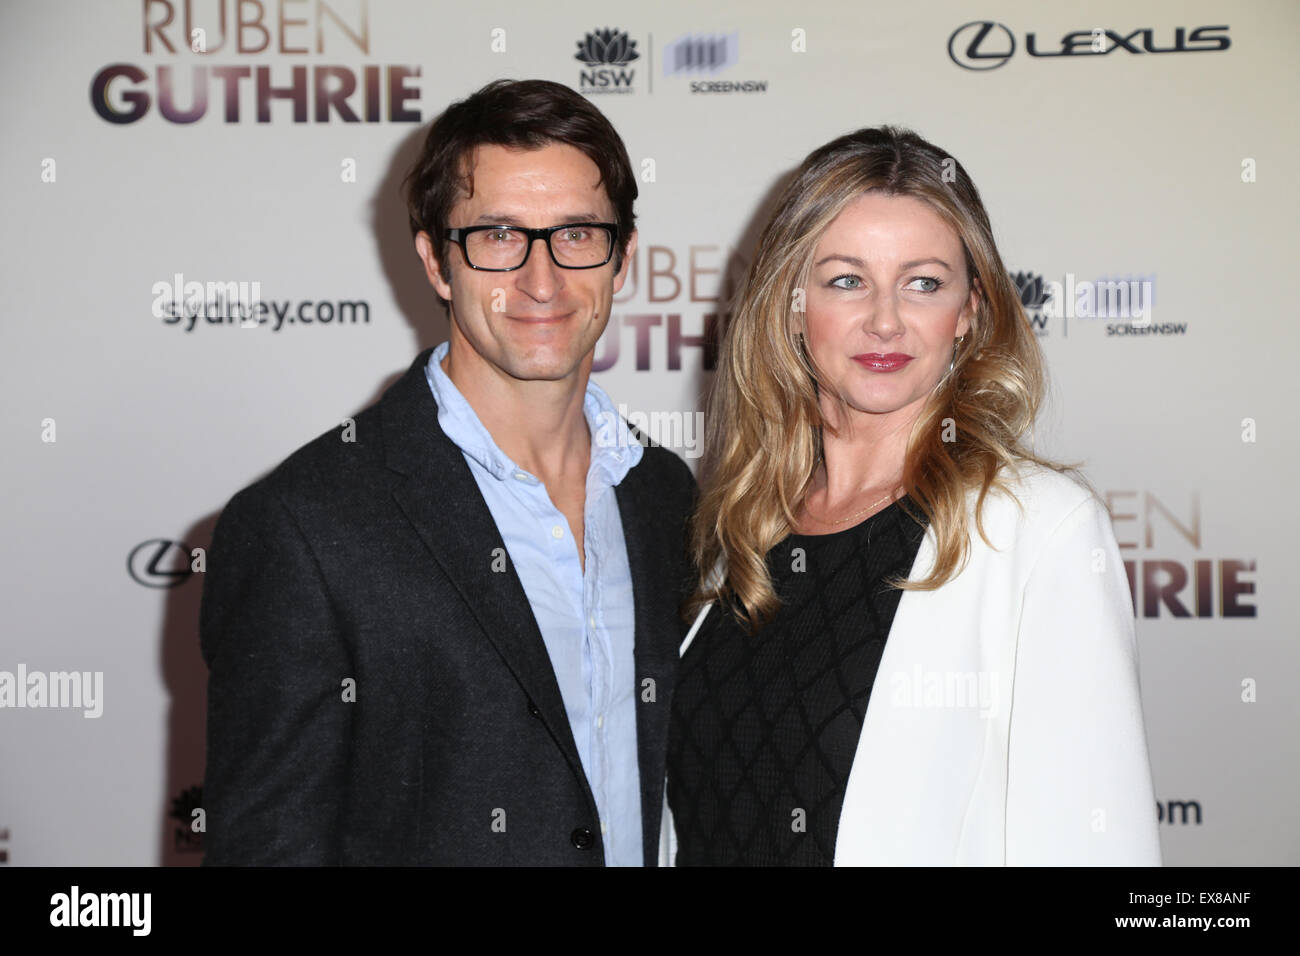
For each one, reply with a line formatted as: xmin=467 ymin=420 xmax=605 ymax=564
xmin=958 ymin=274 xmax=980 ymax=337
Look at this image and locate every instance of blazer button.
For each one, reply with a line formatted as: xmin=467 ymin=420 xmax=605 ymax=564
xmin=570 ymin=827 xmax=594 ymax=850
xmin=527 ymin=700 xmax=542 ymax=718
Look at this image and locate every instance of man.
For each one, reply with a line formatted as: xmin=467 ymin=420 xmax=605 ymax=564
xmin=199 ymin=79 xmax=697 ymax=865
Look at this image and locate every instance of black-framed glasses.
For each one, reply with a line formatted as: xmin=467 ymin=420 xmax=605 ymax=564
xmin=445 ymin=223 xmax=619 ymax=271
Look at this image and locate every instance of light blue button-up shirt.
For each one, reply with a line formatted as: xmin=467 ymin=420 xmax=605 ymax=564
xmin=425 ymin=341 xmax=645 ymax=866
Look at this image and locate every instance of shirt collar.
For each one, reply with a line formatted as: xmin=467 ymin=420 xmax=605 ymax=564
xmin=424 ymin=341 xmax=644 ymax=486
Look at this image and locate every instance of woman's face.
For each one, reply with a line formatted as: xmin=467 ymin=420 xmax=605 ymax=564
xmin=801 ymin=192 xmax=977 ymax=426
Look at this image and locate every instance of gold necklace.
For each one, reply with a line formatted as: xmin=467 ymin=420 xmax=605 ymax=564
xmin=811 ymin=488 xmax=900 ymax=526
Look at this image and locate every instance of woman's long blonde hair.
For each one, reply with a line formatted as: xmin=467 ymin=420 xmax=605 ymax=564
xmin=690 ymin=125 xmax=1077 ymax=631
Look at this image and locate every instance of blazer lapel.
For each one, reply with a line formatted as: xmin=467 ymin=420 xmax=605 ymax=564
xmin=833 ymin=495 xmax=1003 ymax=865
xmin=379 ymin=349 xmax=594 ymax=805
xmin=615 ymin=464 xmax=680 ymax=866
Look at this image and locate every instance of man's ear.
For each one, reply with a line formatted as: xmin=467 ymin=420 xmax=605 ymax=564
xmin=414 ymin=231 xmax=453 ymax=301
xmin=611 ymin=229 xmax=637 ymax=296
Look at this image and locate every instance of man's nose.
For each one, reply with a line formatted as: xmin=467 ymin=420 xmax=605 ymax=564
xmin=514 ymin=236 xmax=563 ymax=300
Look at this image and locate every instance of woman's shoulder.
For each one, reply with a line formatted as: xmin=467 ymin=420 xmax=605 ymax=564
xmin=976 ymin=458 xmax=1104 ymax=538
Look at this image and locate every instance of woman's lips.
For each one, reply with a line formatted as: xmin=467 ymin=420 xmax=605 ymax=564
xmin=852 ymin=353 xmax=913 ymax=371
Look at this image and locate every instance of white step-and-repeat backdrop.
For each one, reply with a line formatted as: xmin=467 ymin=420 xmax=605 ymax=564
xmin=2 ymin=0 xmax=1296 ymax=865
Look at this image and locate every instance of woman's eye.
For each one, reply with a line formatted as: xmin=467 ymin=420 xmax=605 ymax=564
xmin=908 ymin=276 xmax=944 ymax=292
xmin=830 ymin=275 xmax=862 ymax=290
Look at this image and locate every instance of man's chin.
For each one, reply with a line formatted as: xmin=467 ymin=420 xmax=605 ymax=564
xmin=500 ymin=351 xmax=590 ymax=384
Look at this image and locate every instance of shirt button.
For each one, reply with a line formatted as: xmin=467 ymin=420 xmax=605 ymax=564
xmin=600 ymin=820 xmax=608 ymax=834
xmin=551 ymin=525 xmax=564 ymax=539
xmin=513 ymin=472 xmax=529 ymax=481
xmin=596 ymin=714 xmax=604 ymax=729
xmin=588 ymin=613 xmax=596 ymax=629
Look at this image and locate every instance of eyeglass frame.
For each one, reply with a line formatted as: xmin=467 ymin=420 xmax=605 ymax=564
xmin=444 ymin=222 xmax=621 ymax=272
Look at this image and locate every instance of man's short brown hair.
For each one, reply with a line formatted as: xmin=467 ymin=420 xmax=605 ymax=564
xmin=403 ymin=78 xmax=638 ymax=292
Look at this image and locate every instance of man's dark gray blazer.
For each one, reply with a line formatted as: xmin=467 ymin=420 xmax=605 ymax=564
xmin=199 ymin=347 xmax=697 ymax=865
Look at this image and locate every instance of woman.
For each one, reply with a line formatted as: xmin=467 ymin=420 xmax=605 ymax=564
xmin=662 ymin=126 xmax=1161 ymax=866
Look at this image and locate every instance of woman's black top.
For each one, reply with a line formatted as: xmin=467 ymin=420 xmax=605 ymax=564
xmin=666 ymin=497 xmax=928 ymax=866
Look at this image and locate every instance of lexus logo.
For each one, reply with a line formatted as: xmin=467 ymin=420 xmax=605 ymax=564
xmin=950 ymin=21 xmax=1230 ymax=70
xmin=128 ymin=539 xmax=193 ymax=588
xmin=949 ymin=21 xmax=1015 ymax=71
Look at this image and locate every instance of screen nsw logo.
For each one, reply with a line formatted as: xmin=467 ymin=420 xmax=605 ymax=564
xmin=91 ymin=0 xmax=423 ymax=124
xmin=664 ymin=33 xmax=737 ymax=75
xmin=662 ymin=32 xmax=768 ymax=94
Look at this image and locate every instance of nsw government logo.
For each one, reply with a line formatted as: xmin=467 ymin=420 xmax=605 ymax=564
xmin=575 ymin=28 xmax=640 ymax=95
xmin=1011 ymin=270 xmax=1057 ymax=336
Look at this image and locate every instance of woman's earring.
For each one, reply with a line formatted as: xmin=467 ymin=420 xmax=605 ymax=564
xmin=949 ymin=335 xmax=965 ymax=374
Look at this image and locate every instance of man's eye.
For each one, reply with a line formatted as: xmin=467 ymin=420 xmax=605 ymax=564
xmin=560 ymin=228 xmax=590 ymax=242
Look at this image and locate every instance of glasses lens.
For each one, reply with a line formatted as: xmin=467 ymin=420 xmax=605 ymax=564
xmin=549 ymin=225 xmax=613 ymax=267
xmin=464 ymin=228 xmax=529 ymax=269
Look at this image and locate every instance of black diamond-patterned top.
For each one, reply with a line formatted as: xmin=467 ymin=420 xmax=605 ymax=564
xmin=666 ymin=497 xmax=929 ymax=866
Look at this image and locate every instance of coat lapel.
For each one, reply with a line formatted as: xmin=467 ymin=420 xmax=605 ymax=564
xmin=833 ymin=493 xmax=1008 ymax=865
xmin=379 ymin=349 xmax=595 ymax=811
xmin=614 ymin=465 xmax=681 ymax=865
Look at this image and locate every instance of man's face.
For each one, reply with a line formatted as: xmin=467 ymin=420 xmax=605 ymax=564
xmin=415 ymin=142 xmax=635 ymax=384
